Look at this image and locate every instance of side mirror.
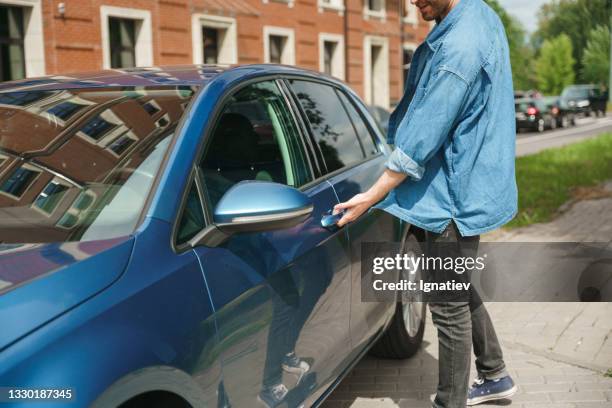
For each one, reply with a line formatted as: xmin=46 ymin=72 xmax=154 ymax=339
xmin=190 ymin=181 xmax=313 ymax=247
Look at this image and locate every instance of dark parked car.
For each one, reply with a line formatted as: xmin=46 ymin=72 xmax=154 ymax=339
xmin=541 ymin=96 xmax=576 ymax=128
xmin=560 ymin=84 xmax=608 ymax=117
xmin=515 ymin=97 xmax=556 ymax=132
xmin=0 ymin=65 xmax=425 ymax=408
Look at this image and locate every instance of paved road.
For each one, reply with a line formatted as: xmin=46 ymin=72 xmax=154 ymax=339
xmin=321 ymin=182 xmax=612 ymax=407
xmin=516 ymin=116 xmax=612 ymax=157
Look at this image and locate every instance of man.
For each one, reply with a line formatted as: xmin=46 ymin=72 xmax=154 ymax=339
xmin=333 ymin=0 xmax=518 ymax=406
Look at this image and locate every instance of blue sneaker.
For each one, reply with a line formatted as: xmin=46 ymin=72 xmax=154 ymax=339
xmin=467 ymin=375 xmax=517 ymax=406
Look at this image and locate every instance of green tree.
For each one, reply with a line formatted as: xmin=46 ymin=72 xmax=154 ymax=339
xmin=484 ymin=0 xmax=536 ymax=90
xmin=534 ymin=0 xmax=611 ymax=81
xmin=535 ymin=34 xmax=575 ymax=95
xmin=581 ymin=25 xmax=611 ymax=88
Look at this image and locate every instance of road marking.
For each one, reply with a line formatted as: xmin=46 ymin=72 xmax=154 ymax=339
xmin=516 ymin=117 xmax=612 ymax=145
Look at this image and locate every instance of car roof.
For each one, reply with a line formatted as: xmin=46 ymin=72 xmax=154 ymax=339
xmin=0 ymin=63 xmax=338 ymax=92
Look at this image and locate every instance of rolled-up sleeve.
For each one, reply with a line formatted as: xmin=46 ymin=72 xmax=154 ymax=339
xmin=385 ymin=68 xmax=470 ymax=180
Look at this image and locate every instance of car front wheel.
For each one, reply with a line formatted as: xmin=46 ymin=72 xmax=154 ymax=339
xmin=369 ymin=230 xmax=426 ymax=359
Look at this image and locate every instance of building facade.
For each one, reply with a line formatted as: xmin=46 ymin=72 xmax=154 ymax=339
xmin=0 ymin=0 xmax=431 ymax=107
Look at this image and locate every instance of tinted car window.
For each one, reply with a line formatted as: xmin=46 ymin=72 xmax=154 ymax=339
xmin=0 ymin=86 xmax=196 ymax=243
xmin=337 ymin=90 xmax=379 ymax=157
xmin=288 ymin=79 xmax=366 ymax=173
xmin=200 ymin=80 xmax=311 ymax=210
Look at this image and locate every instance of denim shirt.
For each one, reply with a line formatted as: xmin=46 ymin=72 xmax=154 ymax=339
xmin=373 ymin=0 xmax=518 ymax=236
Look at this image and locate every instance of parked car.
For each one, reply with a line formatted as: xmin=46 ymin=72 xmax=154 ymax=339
xmin=560 ymin=84 xmax=608 ymax=117
xmin=541 ymin=96 xmax=576 ymax=128
xmin=515 ymin=97 xmax=556 ymax=132
xmin=367 ymin=105 xmax=391 ymax=136
xmin=0 ymin=65 xmax=425 ymax=408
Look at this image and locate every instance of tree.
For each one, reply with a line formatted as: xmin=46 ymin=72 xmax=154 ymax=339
xmin=535 ymin=34 xmax=575 ymax=95
xmin=581 ymin=25 xmax=611 ymax=88
xmin=484 ymin=0 xmax=536 ymax=90
xmin=534 ymin=0 xmax=611 ymax=81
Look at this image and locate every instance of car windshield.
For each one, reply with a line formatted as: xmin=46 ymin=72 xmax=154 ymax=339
xmin=562 ymin=87 xmax=590 ymax=99
xmin=0 ymin=86 xmax=196 ymax=243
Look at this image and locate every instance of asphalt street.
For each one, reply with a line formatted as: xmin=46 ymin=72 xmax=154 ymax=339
xmin=516 ymin=115 xmax=612 ymax=157
xmin=321 ymin=115 xmax=612 ymax=408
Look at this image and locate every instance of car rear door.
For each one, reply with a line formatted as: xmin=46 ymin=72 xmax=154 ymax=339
xmin=177 ymin=78 xmax=352 ymax=407
xmin=284 ymin=78 xmax=398 ymax=354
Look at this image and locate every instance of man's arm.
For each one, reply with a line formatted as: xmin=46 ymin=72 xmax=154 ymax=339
xmin=333 ymin=168 xmax=407 ymax=227
xmin=333 ymin=68 xmax=471 ymax=227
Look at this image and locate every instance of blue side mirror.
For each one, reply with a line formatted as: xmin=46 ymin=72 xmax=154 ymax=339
xmin=190 ymin=181 xmax=313 ymax=247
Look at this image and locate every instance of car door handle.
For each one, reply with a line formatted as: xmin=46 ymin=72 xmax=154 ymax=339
xmin=321 ymin=209 xmax=345 ymax=230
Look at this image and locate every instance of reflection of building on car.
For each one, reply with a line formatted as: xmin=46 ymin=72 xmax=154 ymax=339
xmin=0 ymin=65 xmax=426 ymax=408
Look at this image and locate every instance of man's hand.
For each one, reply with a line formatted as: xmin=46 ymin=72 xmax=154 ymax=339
xmin=332 ymin=169 xmax=408 ymax=228
xmin=333 ymin=192 xmax=377 ymax=227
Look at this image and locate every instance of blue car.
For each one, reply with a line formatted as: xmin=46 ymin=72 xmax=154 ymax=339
xmin=0 ymin=64 xmax=425 ymax=408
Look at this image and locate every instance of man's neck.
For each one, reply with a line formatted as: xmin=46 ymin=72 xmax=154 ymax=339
xmin=435 ymin=0 xmax=460 ymax=23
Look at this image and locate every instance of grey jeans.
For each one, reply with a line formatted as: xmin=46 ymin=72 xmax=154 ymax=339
xmin=416 ymin=222 xmax=509 ymax=408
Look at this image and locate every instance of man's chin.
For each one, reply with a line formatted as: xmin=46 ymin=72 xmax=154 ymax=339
xmin=420 ymin=13 xmax=435 ymax=21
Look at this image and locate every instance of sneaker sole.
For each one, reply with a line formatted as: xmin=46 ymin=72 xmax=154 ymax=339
xmin=466 ymin=385 xmax=518 ymax=406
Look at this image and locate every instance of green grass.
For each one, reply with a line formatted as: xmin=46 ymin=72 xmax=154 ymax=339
xmin=507 ymin=133 xmax=612 ymax=228
xmin=605 ymin=368 xmax=612 ymax=378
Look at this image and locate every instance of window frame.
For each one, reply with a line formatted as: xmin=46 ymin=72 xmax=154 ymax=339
xmin=191 ymin=14 xmax=238 ymax=65
xmin=0 ymin=0 xmax=45 ymax=78
xmin=263 ymin=26 xmax=295 ymax=65
xmin=281 ymin=77 xmax=385 ymax=187
xmin=318 ymin=33 xmax=345 ymax=81
xmin=170 ymin=76 xmax=316 ymax=252
xmin=100 ymin=6 xmax=153 ymax=69
xmin=363 ymin=0 xmax=386 ymax=20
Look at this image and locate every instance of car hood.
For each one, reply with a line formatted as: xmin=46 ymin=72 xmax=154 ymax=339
xmin=0 ymin=236 xmax=134 ymax=351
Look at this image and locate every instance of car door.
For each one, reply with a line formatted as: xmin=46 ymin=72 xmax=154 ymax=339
xmin=284 ymin=78 xmax=398 ymax=354
xmin=176 ymin=78 xmax=352 ymax=407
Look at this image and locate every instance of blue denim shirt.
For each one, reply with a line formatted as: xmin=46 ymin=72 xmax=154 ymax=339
xmin=374 ymin=0 xmax=518 ymax=236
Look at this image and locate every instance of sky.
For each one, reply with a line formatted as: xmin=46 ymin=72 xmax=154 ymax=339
xmin=498 ymin=0 xmax=551 ymax=33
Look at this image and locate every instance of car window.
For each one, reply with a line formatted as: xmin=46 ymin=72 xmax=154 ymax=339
xmin=176 ymin=179 xmax=206 ymax=245
xmin=337 ymin=90 xmax=379 ymax=157
xmin=0 ymin=86 xmax=196 ymax=244
xmin=288 ymin=79 xmax=367 ymax=174
xmin=200 ymin=80 xmax=311 ymax=210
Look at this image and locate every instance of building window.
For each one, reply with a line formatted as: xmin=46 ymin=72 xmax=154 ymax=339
xmin=318 ymin=0 xmax=344 ymax=14
xmin=33 ymin=180 xmax=68 ymax=214
xmin=0 ymin=165 xmax=40 ymax=198
xmin=100 ymin=6 xmax=153 ymax=69
xmin=202 ymin=28 xmax=218 ymax=64
xmin=0 ymin=5 xmax=26 ymax=81
xmin=402 ymin=44 xmax=416 ymax=88
xmin=262 ymin=0 xmax=295 ymax=7
xmin=403 ymin=0 xmax=418 ymax=25
xmin=192 ymin=15 xmax=237 ymax=65
xmin=0 ymin=1 xmax=45 ymax=78
xmin=319 ymin=33 xmax=345 ymax=80
xmin=363 ymin=35 xmax=390 ymax=108
xmin=365 ymin=0 xmax=385 ymax=19
xmin=264 ymin=26 xmax=295 ymax=65
xmin=109 ymin=17 xmax=136 ymax=68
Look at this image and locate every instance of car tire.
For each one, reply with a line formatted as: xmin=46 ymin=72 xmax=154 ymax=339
xmin=561 ymin=116 xmax=569 ymax=128
xmin=369 ymin=230 xmax=426 ymax=359
xmin=537 ymin=119 xmax=545 ymax=133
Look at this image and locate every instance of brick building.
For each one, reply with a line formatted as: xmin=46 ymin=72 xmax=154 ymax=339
xmin=0 ymin=0 xmax=430 ymax=107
